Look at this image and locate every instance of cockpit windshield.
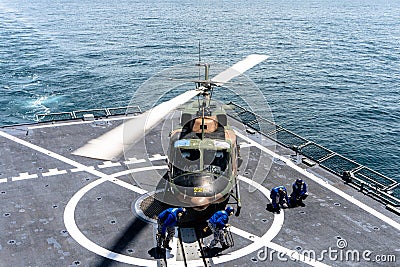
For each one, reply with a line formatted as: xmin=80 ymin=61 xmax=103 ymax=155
xmin=172 ymin=148 xmax=201 ymax=176
xmin=171 ymin=146 xmax=230 ymax=177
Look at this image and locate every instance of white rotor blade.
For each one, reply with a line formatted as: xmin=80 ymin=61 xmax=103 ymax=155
xmin=72 ymin=89 xmax=201 ymax=160
xmin=72 ymin=54 xmax=267 ymax=160
xmin=211 ymin=54 xmax=268 ymax=86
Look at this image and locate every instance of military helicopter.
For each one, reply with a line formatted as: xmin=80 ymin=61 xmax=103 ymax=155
xmin=72 ymin=54 xmax=268 ymax=215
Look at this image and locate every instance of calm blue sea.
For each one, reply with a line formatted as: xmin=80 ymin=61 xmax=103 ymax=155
xmin=0 ymin=0 xmax=399 ymax=180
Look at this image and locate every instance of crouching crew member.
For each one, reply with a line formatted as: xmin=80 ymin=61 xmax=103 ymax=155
xmin=157 ymin=207 xmax=186 ymax=250
xmin=290 ymin=179 xmax=308 ymax=207
xmin=207 ymin=206 xmax=234 ymax=250
xmin=270 ymin=186 xmax=289 ymax=213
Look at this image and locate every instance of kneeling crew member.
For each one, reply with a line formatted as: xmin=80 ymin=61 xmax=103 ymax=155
xmin=290 ymin=179 xmax=308 ymax=207
xmin=270 ymin=186 xmax=289 ymax=213
xmin=157 ymin=207 xmax=186 ymax=250
xmin=207 ymin=206 xmax=234 ymax=250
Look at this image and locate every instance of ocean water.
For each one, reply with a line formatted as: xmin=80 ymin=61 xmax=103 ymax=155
xmin=0 ymin=0 xmax=399 ymax=180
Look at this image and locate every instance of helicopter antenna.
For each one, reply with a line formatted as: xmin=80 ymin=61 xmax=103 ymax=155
xmin=198 ymin=41 xmax=207 ymax=140
xmin=198 ymin=40 xmax=201 ymax=81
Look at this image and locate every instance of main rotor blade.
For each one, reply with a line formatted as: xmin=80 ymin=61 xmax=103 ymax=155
xmin=72 ymin=89 xmax=201 ymax=161
xmin=211 ymin=54 xmax=268 ymax=86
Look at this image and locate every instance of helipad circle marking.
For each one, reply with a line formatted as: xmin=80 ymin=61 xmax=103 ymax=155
xmin=64 ymin=167 xmax=160 ymax=267
xmin=64 ymin=167 xmax=283 ymax=266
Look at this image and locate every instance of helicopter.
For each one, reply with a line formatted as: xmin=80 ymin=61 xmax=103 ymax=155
xmin=72 ymin=54 xmax=268 ymax=216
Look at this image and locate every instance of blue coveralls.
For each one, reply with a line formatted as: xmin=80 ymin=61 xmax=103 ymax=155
xmin=270 ymin=186 xmax=289 ymax=210
xmin=157 ymin=208 xmax=182 ymax=247
xmin=290 ymin=181 xmax=308 ymax=206
xmin=208 ymin=210 xmax=229 ymax=248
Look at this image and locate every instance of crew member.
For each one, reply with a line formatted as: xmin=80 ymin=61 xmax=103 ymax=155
xmin=207 ymin=206 xmax=234 ymax=250
xmin=157 ymin=207 xmax=186 ymax=250
xmin=290 ymin=179 xmax=308 ymax=207
xmin=270 ymin=186 xmax=289 ymax=213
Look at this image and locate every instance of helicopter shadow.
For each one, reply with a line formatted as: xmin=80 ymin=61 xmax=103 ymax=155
xmin=95 ymin=216 xmax=148 ymax=267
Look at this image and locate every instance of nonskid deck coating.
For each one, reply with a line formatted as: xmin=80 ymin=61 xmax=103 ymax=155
xmin=0 ymin=114 xmax=399 ymax=266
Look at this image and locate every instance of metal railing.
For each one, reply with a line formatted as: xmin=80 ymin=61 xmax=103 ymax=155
xmin=226 ymin=102 xmax=400 ymax=208
xmin=35 ymin=106 xmax=142 ymax=122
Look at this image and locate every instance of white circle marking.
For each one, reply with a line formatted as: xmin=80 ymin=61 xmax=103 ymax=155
xmin=64 ymin=168 xmax=283 ymax=266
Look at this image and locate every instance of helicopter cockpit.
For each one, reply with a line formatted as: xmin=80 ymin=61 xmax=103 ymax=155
xmin=170 ymin=143 xmax=230 ymax=176
xmin=173 ymin=148 xmax=201 ymax=175
xmin=170 ymin=146 xmax=231 ymax=198
xmin=203 ymin=149 xmax=229 ymax=175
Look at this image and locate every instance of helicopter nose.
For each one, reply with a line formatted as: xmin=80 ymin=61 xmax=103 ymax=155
xmin=191 ymin=197 xmax=210 ymax=211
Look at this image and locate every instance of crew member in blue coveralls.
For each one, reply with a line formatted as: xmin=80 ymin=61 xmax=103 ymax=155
xmin=157 ymin=207 xmax=186 ymax=250
xmin=206 ymin=206 xmax=234 ymax=250
xmin=270 ymin=186 xmax=289 ymax=213
xmin=290 ymin=179 xmax=308 ymax=207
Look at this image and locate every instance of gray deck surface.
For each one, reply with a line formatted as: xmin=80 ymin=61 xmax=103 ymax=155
xmin=0 ymin=113 xmax=399 ymax=267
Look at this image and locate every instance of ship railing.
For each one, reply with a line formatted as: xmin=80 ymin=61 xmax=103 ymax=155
xmin=35 ymin=106 xmax=142 ymax=122
xmin=226 ymin=102 xmax=400 ymax=208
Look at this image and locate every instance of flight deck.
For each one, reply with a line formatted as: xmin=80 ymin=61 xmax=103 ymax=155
xmin=0 ymin=104 xmax=399 ymax=267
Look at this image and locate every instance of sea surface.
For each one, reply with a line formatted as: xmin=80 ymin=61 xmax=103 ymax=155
xmin=0 ymin=0 xmax=399 ymax=180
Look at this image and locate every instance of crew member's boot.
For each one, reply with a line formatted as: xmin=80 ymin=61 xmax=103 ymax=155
xmin=206 ymin=238 xmax=218 ymax=250
xmin=163 ymin=239 xmax=172 ymax=250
